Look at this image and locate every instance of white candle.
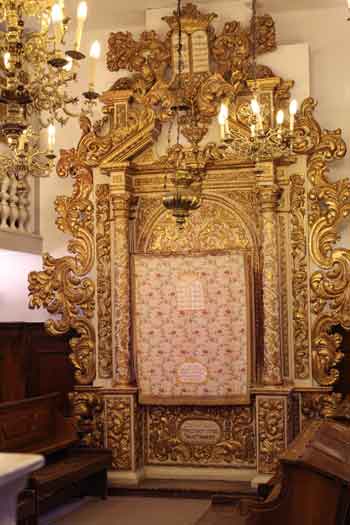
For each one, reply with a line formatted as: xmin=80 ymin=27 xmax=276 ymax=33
xmin=218 ymin=102 xmax=229 ymax=140
xmin=276 ymin=109 xmax=284 ymax=126
xmin=51 ymin=4 xmax=63 ymax=49
xmin=75 ymin=2 xmax=88 ymax=52
xmin=48 ymin=124 xmax=56 ymax=151
xmin=89 ymin=40 xmax=101 ymax=88
xmin=251 ymin=98 xmax=263 ymax=131
xmin=250 ymin=124 xmax=256 ymax=138
xmin=3 ymin=52 xmax=10 ymax=69
xmin=289 ymin=99 xmax=298 ymax=132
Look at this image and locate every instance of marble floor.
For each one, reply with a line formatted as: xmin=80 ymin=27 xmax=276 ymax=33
xmin=44 ymin=497 xmax=212 ymax=525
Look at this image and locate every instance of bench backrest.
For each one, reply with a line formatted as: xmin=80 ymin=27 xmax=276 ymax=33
xmin=0 ymin=393 xmax=77 ymax=454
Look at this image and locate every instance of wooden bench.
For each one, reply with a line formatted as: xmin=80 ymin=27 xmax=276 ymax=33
xmin=0 ymin=393 xmax=111 ymax=523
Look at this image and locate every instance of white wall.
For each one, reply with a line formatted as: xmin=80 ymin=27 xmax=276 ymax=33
xmin=2 ymin=4 xmax=350 ymax=321
xmin=0 ymin=250 xmax=48 ymax=321
xmin=274 ymin=6 xmax=350 ymax=180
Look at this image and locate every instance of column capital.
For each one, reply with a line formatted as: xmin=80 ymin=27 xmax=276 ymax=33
xmin=259 ymin=184 xmax=281 ymax=212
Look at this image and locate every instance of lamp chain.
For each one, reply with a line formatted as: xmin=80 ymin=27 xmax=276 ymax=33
xmin=176 ymin=0 xmax=183 ymax=147
xmin=251 ymin=0 xmax=257 ymax=85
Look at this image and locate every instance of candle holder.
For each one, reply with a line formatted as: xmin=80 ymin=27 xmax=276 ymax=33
xmin=66 ymin=49 xmax=86 ymax=61
xmin=83 ymin=89 xmax=100 ymax=101
xmin=48 ymin=51 xmax=69 ymax=69
xmin=46 ymin=151 xmax=56 ymax=161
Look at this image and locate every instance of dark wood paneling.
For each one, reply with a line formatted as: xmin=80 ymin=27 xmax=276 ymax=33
xmin=0 ymin=323 xmax=75 ymax=404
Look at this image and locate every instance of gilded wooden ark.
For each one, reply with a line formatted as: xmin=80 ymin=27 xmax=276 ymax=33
xmin=28 ymin=3 xmax=350 ymax=477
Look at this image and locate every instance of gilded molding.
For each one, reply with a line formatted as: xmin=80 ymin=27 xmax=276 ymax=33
xmin=111 ymin=193 xmax=132 ymax=386
xmin=28 ymin=148 xmax=96 ymax=384
xmin=146 ymin=406 xmax=256 ymax=467
xmin=290 ymin=174 xmax=310 ymax=379
xmin=256 ymin=397 xmax=286 ymax=474
xmin=69 ymin=391 xmax=105 ymax=448
xmin=96 ymin=184 xmax=113 ymax=379
xmin=106 ymin=396 xmax=132 ymax=470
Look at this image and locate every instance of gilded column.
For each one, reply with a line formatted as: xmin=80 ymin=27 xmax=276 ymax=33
xmin=258 ymin=166 xmax=283 ymax=385
xmin=111 ymin=186 xmax=132 ymax=387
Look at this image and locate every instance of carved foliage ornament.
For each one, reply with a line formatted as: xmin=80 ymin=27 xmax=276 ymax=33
xmin=257 ymin=398 xmax=286 ymax=474
xmin=106 ymin=397 xmax=132 ymax=470
xmin=293 ymin=98 xmax=347 ymax=386
xmin=146 ymin=406 xmax=255 ymax=467
xmin=96 ymin=184 xmax=113 ymax=379
xmin=28 ymin=148 xmax=96 ymax=384
xmin=138 ymin=198 xmax=252 ymax=253
xmin=290 ymin=174 xmax=310 ymax=379
xmin=69 ymin=392 xmax=105 ymax=448
xmin=106 ymin=3 xmax=276 ymax=144
xmin=301 ymin=392 xmax=343 ymax=424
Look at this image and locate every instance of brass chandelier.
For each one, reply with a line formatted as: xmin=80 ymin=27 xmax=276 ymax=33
xmin=218 ymin=0 xmax=298 ymax=160
xmin=162 ymin=0 xmax=204 ymax=228
xmin=0 ymin=0 xmax=100 ymax=181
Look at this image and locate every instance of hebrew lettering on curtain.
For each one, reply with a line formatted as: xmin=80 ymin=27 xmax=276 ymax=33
xmin=132 ymin=252 xmax=253 ymax=405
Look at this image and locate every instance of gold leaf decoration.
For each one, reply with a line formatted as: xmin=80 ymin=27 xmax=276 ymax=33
xmin=28 ymin=148 xmax=96 ymax=385
xmin=144 ymin=199 xmax=252 ymax=253
xmin=146 ymin=406 xmax=255 ymax=467
xmin=293 ymin=97 xmax=347 ymax=386
xmin=311 ymin=317 xmax=343 ymax=386
xmin=256 ymin=397 xmax=286 ymax=473
xmin=301 ymin=391 xmax=343 ymax=423
xmin=69 ymin=391 xmax=105 ymax=447
xmin=96 ymin=184 xmax=113 ymax=379
xmin=290 ymin=174 xmax=310 ymax=379
xmin=106 ymin=397 xmax=132 ymax=470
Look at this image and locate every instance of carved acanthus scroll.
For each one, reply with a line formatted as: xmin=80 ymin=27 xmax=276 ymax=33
xmin=106 ymin=3 xmax=276 ymax=146
xmin=28 ymin=148 xmax=96 ymax=385
xmin=293 ymin=97 xmax=347 ymax=386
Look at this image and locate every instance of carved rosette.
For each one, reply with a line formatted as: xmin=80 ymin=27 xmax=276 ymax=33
xmin=106 ymin=396 xmax=132 ymax=470
xmin=290 ymin=174 xmax=310 ymax=380
xmin=111 ymin=193 xmax=132 ymax=386
xmin=96 ymin=184 xmax=113 ymax=379
xmin=69 ymin=391 xmax=105 ymax=448
xmin=259 ymin=184 xmax=283 ymax=385
xmin=28 ymin=148 xmax=96 ymax=385
xmin=145 ymin=406 xmax=256 ymax=467
xmin=256 ymin=396 xmax=287 ymax=474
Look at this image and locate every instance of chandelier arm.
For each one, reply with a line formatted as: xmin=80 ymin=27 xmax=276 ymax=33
xmin=0 ymin=0 xmax=91 ymax=181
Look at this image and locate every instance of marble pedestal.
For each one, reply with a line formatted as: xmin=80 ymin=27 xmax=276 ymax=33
xmin=0 ymin=453 xmax=44 ymax=525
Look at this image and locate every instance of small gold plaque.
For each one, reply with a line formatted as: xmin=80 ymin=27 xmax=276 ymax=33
xmin=179 ymin=419 xmax=221 ymax=445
